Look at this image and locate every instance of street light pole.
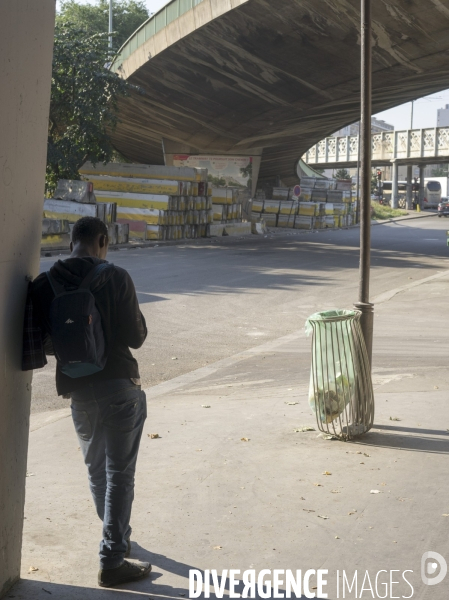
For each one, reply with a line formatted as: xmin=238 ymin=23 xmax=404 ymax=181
xmin=109 ymin=0 xmax=113 ymax=51
xmin=355 ymin=0 xmax=374 ymax=366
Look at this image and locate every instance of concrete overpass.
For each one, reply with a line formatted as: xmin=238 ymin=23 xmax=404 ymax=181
xmin=110 ymin=0 xmax=449 ymax=186
xmin=303 ymin=127 xmax=449 ymax=170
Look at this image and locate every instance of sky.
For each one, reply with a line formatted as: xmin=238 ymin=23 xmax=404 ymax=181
xmin=56 ymin=0 xmax=449 ymax=131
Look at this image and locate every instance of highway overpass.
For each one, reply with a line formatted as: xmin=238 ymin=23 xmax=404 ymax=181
xmin=303 ymin=127 xmax=449 ymax=169
xmin=110 ymin=0 xmax=449 ymax=186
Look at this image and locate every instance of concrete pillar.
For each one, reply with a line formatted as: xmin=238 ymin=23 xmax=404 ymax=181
xmin=419 ymin=166 xmax=425 ymax=209
xmin=406 ymin=165 xmax=413 ymax=210
xmin=391 ymin=160 xmax=399 ymax=208
xmin=0 ymin=2 xmax=54 ymax=597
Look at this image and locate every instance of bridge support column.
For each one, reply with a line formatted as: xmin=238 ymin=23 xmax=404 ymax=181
xmin=419 ymin=166 xmax=425 ymax=209
xmin=406 ymin=165 xmax=413 ymax=210
xmin=391 ymin=160 xmax=399 ymax=208
xmin=0 ymin=2 xmax=55 ymax=596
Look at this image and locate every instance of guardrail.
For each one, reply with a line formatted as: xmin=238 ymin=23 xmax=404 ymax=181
xmin=111 ymin=0 xmax=205 ymax=72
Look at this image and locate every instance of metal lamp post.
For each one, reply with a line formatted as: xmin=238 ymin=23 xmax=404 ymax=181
xmin=354 ymin=0 xmax=374 ymax=366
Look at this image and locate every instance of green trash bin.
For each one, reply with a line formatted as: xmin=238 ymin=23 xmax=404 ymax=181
xmin=305 ymin=309 xmax=374 ymax=440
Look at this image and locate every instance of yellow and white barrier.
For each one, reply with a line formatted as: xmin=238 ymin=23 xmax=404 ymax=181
xmin=95 ymin=191 xmax=172 ymax=211
xmin=84 ymin=175 xmax=181 ymax=196
xmin=80 ymin=161 xmax=208 ymax=183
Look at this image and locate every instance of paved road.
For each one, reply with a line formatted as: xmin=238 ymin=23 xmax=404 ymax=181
xmin=31 ymin=215 xmax=449 ymax=413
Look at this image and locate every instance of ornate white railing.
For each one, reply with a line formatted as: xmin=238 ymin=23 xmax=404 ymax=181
xmin=303 ymin=128 xmax=449 ymax=165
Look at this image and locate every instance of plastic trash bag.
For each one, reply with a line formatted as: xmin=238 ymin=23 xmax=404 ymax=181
xmin=305 ymin=310 xmax=358 ymax=424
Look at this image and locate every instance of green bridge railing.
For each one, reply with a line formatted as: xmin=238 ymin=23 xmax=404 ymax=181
xmin=111 ymin=0 xmax=205 ymax=72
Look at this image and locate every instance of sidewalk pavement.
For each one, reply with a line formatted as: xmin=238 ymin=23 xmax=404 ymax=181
xmin=13 ymin=270 xmax=449 ymax=600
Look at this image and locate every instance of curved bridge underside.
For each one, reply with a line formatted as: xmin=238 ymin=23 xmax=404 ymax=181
xmin=110 ymin=0 xmax=449 ymax=184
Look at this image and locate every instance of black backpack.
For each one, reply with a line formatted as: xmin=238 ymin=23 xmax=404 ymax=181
xmin=46 ymin=264 xmax=112 ymax=378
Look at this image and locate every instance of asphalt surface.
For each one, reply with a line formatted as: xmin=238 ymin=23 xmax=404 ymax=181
xmin=31 ymin=214 xmax=449 ymax=413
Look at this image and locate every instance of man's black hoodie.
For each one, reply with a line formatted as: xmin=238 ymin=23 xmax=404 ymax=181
xmin=31 ymin=257 xmax=147 ymax=396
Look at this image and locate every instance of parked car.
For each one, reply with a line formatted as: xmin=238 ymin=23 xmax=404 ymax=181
xmin=437 ymin=197 xmax=449 ymax=217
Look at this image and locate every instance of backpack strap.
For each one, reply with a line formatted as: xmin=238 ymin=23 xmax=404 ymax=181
xmin=46 ymin=263 xmax=113 ymax=296
xmin=78 ymin=263 xmax=114 ymax=290
xmin=46 ymin=271 xmax=66 ymax=296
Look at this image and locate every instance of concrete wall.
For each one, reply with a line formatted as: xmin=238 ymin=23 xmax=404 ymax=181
xmin=0 ymin=2 xmax=55 ymax=596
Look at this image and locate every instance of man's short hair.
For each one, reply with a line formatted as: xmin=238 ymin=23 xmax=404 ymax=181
xmin=72 ymin=217 xmax=108 ymax=245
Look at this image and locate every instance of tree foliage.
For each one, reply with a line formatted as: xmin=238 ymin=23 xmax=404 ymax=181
xmin=208 ymin=174 xmax=227 ymax=187
xmin=57 ymin=0 xmax=149 ymax=50
xmin=240 ymin=163 xmax=253 ymax=190
xmin=334 ymin=168 xmax=351 ymax=180
xmin=431 ymin=165 xmax=448 ymax=177
xmin=46 ymin=21 xmax=136 ymax=193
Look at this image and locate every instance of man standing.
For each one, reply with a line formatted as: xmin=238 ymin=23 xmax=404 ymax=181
xmin=28 ymin=217 xmax=151 ymax=587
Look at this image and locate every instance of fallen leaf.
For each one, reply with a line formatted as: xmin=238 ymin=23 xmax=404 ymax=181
xmin=360 ymin=462 xmax=365 ymax=465
xmin=390 ymin=417 xmax=401 ymax=421
xmin=241 ymin=437 xmax=250 ymax=442
xmin=29 ymin=566 xmax=38 ymax=573
xmin=335 ymin=536 xmax=340 ymax=539
xmin=294 ymin=426 xmax=315 ymax=432
xmin=324 ymin=434 xmax=338 ymax=440
xmin=26 ymin=472 xmax=35 ymax=477
xmin=201 ymin=405 xmax=211 ymax=408
xmin=313 ymin=483 xmax=323 ymax=487
xmin=303 ymin=509 xmax=315 ymax=513
xmin=196 ymin=449 xmax=202 ymax=452
xmin=364 ymin=453 xmax=371 ymax=457
xmin=442 ymin=514 xmax=449 ymax=517
xmin=149 ymin=433 xmax=160 ymax=439
xmin=213 ymin=546 xmax=223 ymax=550
xmin=288 ymin=388 xmax=293 ymax=391
xmin=331 ymin=490 xmax=340 ymax=494
xmin=323 ymin=471 xmax=332 ymax=476
xmin=434 ymin=386 xmax=439 ymax=389
xmin=285 ymin=402 xmax=299 ymax=406
xmin=317 ymin=515 xmax=329 ymax=520
xmin=348 ymin=511 xmax=357 ymax=516
xmin=370 ymin=490 xmax=381 ymax=494
xmin=171 ymin=357 xmax=178 ymax=360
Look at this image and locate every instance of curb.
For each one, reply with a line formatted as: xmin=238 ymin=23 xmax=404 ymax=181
xmin=372 ymin=211 xmax=438 ymax=226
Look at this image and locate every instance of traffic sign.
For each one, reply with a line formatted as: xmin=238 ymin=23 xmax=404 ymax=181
xmin=293 ymin=185 xmax=301 ymax=197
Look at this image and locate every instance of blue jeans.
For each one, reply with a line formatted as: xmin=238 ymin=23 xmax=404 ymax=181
xmin=70 ymin=379 xmax=147 ymax=570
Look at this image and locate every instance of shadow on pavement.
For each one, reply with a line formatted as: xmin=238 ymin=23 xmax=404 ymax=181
xmin=353 ymin=425 xmax=449 ymax=454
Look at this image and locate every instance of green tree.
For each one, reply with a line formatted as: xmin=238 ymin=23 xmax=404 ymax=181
xmin=207 ymin=174 xmax=227 ymax=187
xmin=335 ymin=168 xmax=351 ymax=180
xmin=431 ymin=165 xmax=448 ymax=177
xmin=240 ymin=162 xmax=253 ymax=190
xmin=46 ymin=22 xmax=138 ymax=193
xmin=57 ymin=0 xmax=149 ymax=50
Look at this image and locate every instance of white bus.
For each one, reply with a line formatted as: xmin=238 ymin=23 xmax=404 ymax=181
xmin=422 ymin=180 xmax=442 ymax=208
